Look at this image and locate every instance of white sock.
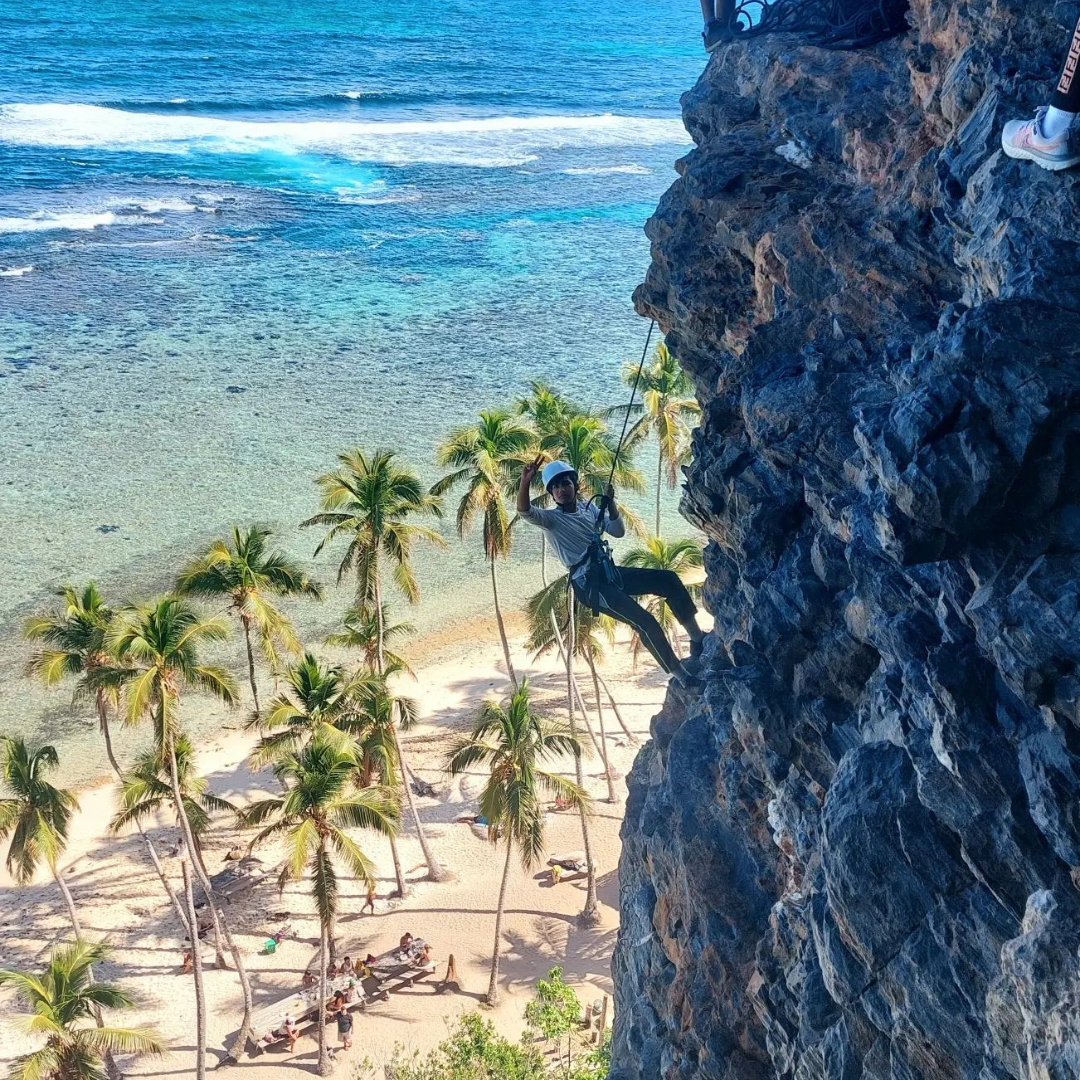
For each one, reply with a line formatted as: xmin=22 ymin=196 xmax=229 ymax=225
xmin=1043 ymin=105 xmax=1077 ymax=138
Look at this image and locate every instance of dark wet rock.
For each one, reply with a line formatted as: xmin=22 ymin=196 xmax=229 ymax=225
xmin=610 ymin=1 xmax=1080 ymax=1077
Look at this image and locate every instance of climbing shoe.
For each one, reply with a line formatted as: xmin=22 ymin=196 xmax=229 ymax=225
xmin=702 ymin=20 xmax=729 ymax=51
xmin=1001 ymin=107 xmax=1080 ymax=171
xmin=671 ymin=662 xmax=702 ymax=691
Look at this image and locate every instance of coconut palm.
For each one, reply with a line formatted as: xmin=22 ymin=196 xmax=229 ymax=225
xmin=434 ymin=410 xmax=536 ymax=688
xmin=244 ymin=739 xmax=399 ymax=1076
xmin=607 ymin=343 xmax=700 ymax=536
xmin=445 ymin=681 xmax=585 ymax=1005
xmin=246 ymin=652 xmax=377 ymax=768
xmin=525 ymin=580 xmax=619 ymax=803
xmin=175 ymin=525 xmax=322 ymax=718
xmin=110 ymin=735 xmax=241 ymax=861
xmin=325 ymin=603 xmax=416 ymax=677
xmin=0 ymin=939 xmax=164 ymax=1080
xmin=0 ymin=739 xmax=125 ymax=1080
xmin=621 ymin=537 xmax=704 ymax=668
xmin=104 ymin=596 xmax=256 ymax=1064
xmin=0 ymin=738 xmax=83 ymax=932
xmin=23 ymin=585 xmax=190 ymax=934
xmin=303 ymin=448 xmax=446 ymax=884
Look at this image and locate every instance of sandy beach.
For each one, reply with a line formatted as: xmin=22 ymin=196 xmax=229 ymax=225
xmin=0 ymin=615 xmax=674 ymax=1076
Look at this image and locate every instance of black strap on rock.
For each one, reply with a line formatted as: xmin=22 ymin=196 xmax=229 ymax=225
xmin=715 ymin=0 xmax=908 ymax=49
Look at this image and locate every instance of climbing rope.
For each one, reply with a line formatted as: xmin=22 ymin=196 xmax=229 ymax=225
xmin=597 ymin=317 xmax=656 ymax=526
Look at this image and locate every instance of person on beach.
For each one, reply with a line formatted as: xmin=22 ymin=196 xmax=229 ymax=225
xmin=337 ymin=1007 xmax=354 ymax=1049
xmin=1002 ymin=14 xmax=1080 ymax=169
xmin=362 ymin=882 xmax=376 ymax=915
xmin=399 ymin=932 xmax=413 ymax=951
xmin=517 ymin=457 xmax=705 ymax=690
xmin=342 ymin=955 xmax=354 ymax=975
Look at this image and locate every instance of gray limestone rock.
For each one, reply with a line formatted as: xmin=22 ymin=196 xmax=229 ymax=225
xmin=609 ymin=1 xmax=1080 ymax=1077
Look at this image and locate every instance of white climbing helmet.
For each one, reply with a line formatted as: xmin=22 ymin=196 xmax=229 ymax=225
xmin=541 ymin=460 xmax=578 ymax=492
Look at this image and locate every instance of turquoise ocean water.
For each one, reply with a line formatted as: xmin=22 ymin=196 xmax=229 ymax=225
xmin=0 ymin=0 xmax=700 ymax=775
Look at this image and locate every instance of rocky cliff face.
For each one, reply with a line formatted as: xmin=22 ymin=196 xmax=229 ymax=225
xmin=610 ymin=3 xmax=1080 ymax=1078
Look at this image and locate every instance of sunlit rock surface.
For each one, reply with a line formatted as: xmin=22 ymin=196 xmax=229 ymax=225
xmin=610 ymin=1 xmax=1080 ymax=1076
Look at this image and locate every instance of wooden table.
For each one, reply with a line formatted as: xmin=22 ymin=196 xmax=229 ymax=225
xmin=248 ymin=939 xmax=432 ymax=1051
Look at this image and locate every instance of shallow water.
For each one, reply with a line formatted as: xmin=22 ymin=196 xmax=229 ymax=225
xmin=0 ymin=0 xmax=701 ymax=777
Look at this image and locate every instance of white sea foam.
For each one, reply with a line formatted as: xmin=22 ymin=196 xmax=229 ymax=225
xmin=0 ymin=103 xmax=689 ymax=167
xmin=0 ymin=208 xmax=165 ymax=234
xmin=564 ymin=164 xmax=651 ymax=175
xmin=0 ymin=266 xmax=34 ymax=277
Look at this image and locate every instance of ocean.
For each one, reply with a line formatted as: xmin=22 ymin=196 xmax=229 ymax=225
xmin=0 ymin=0 xmax=700 ymax=777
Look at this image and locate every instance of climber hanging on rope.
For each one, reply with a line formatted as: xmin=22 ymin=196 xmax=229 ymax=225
xmin=1002 ymin=14 xmax=1080 ymax=170
xmin=517 ymin=457 xmax=705 ymax=690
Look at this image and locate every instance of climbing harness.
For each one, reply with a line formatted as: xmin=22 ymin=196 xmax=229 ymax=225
xmin=570 ymin=318 xmax=657 ymax=617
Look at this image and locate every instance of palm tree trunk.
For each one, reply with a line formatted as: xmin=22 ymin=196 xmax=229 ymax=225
xmin=54 ymin=866 xmax=122 ymax=1080
xmin=374 ymin=570 xmax=444 ymax=884
xmin=487 ymin=839 xmax=514 ymax=1006
xmin=54 ymin=865 xmax=83 ymax=937
xmin=656 ymin=452 xmax=663 ymax=538
xmin=242 ymin=616 xmax=261 ymax=719
xmin=596 ymin=671 xmax=636 ymax=744
xmin=182 ymin=858 xmax=207 ymax=1080
xmin=587 ymin=657 xmax=618 ymax=804
xmin=393 ymin=726 xmax=447 ymax=882
xmin=566 ymin=596 xmax=599 ymax=925
xmin=97 ymin=694 xmax=190 ymax=936
xmin=547 ymin=610 xmax=600 ymax=753
xmin=490 ymin=557 xmax=518 ymax=689
xmin=388 ymin=833 xmax=406 ymax=898
xmin=186 ymin=823 xmax=257 ymax=1060
xmin=166 ymin=739 xmax=257 ymax=1058
xmin=318 ymin=915 xmax=331 ymax=1075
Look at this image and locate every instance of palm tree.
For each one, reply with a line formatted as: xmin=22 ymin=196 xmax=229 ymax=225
xmin=0 ymin=738 xmax=83 ymax=933
xmin=24 ymin=584 xmax=189 ymax=934
xmin=621 ymin=537 xmax=704 ymax=668
xmin=175 ymin=525 xmax=322 ymax=718
xmin=247 ymin=652 xmax=377 ymax=768
xmin=0 ymin=940 xmax=164 ymax=1080
xmin=0 ymin=738 xmax=124 ymax=1080
xmin=244 ymin=739 xmax=399 ymax=1076
xmin=608 ymin=343 xmax=700 ymax=536
xmin=325 ymin=603 xmax=416 ymax=677
xmin=434 ymin=410 xmax=535 ymax=689
xmin=446 ymin=681 xmax=585 ymax=1005
xmin=110 ymin=735 xmax=241 ymax=862
xmin=246 ymin=651 xmax=410 ymax=898
xmin=304 ymin=448 xmax=446 ymax=884
xmin=106 ymin=597 xmax=257 ymax=1064
xmin=525 ymin=580 xmax=618 ymax=803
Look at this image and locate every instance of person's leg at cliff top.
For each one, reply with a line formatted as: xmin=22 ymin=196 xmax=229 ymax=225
xmin=517 ymin=456 xmax=705 ymax=690
xmin=1002 ymin=13 xmax=1080 ymax=169
xmin=700 ymin=0 xmax=729 ymax=51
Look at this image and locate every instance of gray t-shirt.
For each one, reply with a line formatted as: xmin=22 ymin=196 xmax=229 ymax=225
xmin=520 ymin=502 xmax=625 ymax=580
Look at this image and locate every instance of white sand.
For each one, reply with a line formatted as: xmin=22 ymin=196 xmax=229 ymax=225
xmin=0 ymin=620 xmax=675 ymax=1076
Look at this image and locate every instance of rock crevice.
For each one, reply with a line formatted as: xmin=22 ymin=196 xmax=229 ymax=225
xmin=611 ymin=2 xmax=1080 ymax=1077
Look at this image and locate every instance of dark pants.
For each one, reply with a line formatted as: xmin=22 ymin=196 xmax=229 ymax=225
xmin=1053 ymin=13 xmax=1080 ymax=111
xmin=573 ymin=566 xmax=697 ymax=675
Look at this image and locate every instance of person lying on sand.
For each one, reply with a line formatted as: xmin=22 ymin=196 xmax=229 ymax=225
xmin=518 ymin=456 xmax=705 ymax=690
